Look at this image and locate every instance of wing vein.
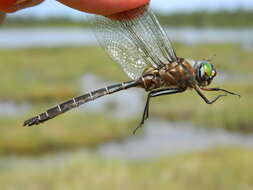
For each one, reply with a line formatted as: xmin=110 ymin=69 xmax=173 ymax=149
xmin=90 ymin=4 xmax=178 ymax=80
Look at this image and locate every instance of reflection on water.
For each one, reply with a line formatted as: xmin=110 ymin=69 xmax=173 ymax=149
xmin=0 ymin=27 xmax=253 ymax=48
xmin=0 ymin=101 xmax=30 ymax=117
xmin=98 ymin=120 xmax=253 ymax=160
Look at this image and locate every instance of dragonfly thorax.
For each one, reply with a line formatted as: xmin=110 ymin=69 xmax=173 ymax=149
xmin=194 ymin=60 xmax=217 ymax=87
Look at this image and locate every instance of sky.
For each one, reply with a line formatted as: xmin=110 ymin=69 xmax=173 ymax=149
xmin=10 ymin=0 xmax=253 ymax=19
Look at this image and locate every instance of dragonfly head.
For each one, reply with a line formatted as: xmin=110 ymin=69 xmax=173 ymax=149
xmin=195 ymin=60 xmax=217 ymax=87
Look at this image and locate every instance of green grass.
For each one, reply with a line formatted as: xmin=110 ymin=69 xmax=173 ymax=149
xmin=0 ymin=113 xmax=135 ymax=155
xmin=2 ymin=17 xmax=90 ymax=28
xmin=0 ymin=148 xmax=253 ymax=190
xmin=0 ymin=46 xmax=125 ymax=101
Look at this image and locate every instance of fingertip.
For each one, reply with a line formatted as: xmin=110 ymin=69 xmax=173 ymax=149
xmin=58 ymin=0 xmax=150 ymax=15
xmin=102 ymin=0 xmax=151 ymax=15
xmin=0 ymin=8 xmax=17 ymax=13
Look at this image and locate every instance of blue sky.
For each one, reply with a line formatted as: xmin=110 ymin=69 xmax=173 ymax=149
xmin=10 ymin=0 xmax=253 ymax=18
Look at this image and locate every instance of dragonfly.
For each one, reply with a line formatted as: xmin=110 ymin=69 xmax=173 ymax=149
xmin=23 ymin=4 xmax=240 ymax=134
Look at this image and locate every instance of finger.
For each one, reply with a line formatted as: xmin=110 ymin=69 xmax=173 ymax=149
xmin=0 ymin=0 xmax=16 ymax=12
xmin=57 ymin=0 xmax=150 ymax=15
xmin=0 ymin=0 xmax=44 ymax=13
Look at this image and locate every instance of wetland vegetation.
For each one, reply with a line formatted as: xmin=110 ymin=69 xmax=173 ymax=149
xmin=0 ymin=22 xmax=252 ymax=188
xmin=0 ymin=44 xmax=252 ymax=155
xmin=1 ymin=148 xmax=253 ymax=190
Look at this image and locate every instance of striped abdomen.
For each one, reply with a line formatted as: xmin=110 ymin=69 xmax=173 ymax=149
xmin=23 ymin=80 xmax=137 ymax=127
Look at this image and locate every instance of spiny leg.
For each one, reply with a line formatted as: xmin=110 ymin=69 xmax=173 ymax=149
xmin=201 ymin=87 xmax=241 ymax=98
xmin=133 ymin=88 xmax=185 ymax=134
xmin=195 ymin=86 xmax=228 ymax=104
xmin=133 ymin=91 xmax=159 ymax=135
xmin=143 ymin=92 xmax=151 ymax=121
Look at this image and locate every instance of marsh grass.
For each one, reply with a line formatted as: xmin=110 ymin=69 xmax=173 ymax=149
xmin=0 ymin=46 xmax=125 ymax=101
xmin=0 ymin=148 xmax=253 ymax=190
xmin=0 ymin=112 xmax=135 ymax=155
xmin=0 ymin=44 xmax=252 ymax=155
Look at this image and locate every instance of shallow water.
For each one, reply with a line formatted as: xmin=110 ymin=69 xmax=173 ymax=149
xmin=0 ymin=28 xmax=95 ymax=48
xmin=0 ymin=101 xmax=30 ymax=117
xmin=98 ymin=120 xmax=253 ymax=160
xmin=0 ymin=27 xmax=252 ymax=48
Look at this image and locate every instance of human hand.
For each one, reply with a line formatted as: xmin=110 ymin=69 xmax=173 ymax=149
xmin=58 ymin=0 xmax=150 ymax=15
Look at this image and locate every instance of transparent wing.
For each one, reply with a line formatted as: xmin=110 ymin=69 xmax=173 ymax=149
xmin=90 ymin=4 xmax=178 ymax=80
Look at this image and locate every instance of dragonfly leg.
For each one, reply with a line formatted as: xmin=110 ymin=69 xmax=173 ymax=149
xmin=195 ymin=87 xmax=228 ymax=104
xmin=143 ymin=92 xmax=151 ymax=121
xmin=133 ymin=88 xmax=185 ymax=134
xmin=201 ymin=87 xmax=241 ymax=98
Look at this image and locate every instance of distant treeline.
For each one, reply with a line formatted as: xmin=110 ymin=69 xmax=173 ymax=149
xmin=2 ymin=9 xmax=253 ymax=28
xmin=157 ymin=10 xmax=253 ymax=28
xmin=2 ymin=17 xmax=90 ymax=28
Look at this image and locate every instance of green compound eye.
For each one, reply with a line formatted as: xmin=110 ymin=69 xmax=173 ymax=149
xmin=202 ymin=62 xmax=212 ymax=77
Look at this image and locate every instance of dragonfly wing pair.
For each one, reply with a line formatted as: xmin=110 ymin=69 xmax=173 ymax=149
xmin=91 ymin=4 xmax=178 ymax=80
